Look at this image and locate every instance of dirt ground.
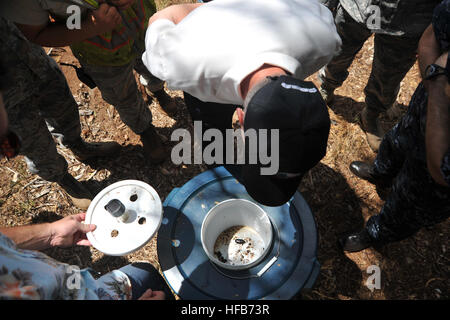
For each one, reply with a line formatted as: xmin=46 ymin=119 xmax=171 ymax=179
xmin=0 ymin=3 xmax=448 ymax=300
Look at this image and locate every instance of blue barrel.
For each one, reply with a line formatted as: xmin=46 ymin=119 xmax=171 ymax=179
xmin=157 ymin=166 xmax=320 ymax=300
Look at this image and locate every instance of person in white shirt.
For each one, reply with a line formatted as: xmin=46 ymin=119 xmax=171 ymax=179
xmin=143 ymin=0 xmax=341 ymax=105
xmin=142 ymin=0 xmax=342 ymax=206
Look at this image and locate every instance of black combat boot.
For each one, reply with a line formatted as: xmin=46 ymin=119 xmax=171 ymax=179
xmin=140 ymin=125 xmax=168 ymax=164
xmin=152 ymin=89 xmax=177 ymax=116
xmin=338 ymin=229 xmax=376 ymax=252
xmin=66 ymin=137 xmax=121 ymax=161
xmin=319 ymin=84 xmax=335 ymax=105
xmin=349 ymin=161 xmax=391 ymax=199
xmin=349 ymin=161 xmax=383 ymax=185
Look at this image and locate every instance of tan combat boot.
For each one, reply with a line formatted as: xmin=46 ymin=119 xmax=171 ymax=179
xmin=57 ymin=173 xmax=93 ymax=211
xmin=360 ymin=107 xmax=383 ymax=152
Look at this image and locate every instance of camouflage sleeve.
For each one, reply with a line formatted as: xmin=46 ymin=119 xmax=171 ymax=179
xmin=143 ymin=0 xmax=158 ymax=19
xmin=441 ymin=148 xmax=450 ymax=186
xmin=318 ymin=0 xmax=339 ymax=10
xmin=432 ymin=0 xmax=450 ymax=50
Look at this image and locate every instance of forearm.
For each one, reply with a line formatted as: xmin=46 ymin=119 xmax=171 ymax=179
xmin=418 ymin=25 xmax=441 ymax=80
xmin=149 ymin=3 xmax=203 ymax=26
xmin=0 ymin=223 xmax=53 ymax=251
xmin=426 ymin=76 xmax=450 ymax=186
xmin=16 ymin=20 xmax=98 ymax=47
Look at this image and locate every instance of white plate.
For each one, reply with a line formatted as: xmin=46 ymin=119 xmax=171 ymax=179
xmin=85 ymin=180 xmax=162 ymax=256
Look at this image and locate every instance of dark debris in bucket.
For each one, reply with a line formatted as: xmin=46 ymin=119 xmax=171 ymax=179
xmin=213 ymin=226 xmax=264 ymax=266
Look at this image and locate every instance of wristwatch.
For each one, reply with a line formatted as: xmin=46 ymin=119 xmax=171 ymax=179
xmin=424 ymin=64 xmax=449 ymax=80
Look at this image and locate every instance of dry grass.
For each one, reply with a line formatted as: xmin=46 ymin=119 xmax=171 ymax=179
xmin=0 ymin=0 xmax=448 ymax=300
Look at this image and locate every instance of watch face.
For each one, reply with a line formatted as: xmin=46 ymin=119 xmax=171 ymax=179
xmin=430 ymin=65 xmax=437 ymax=74
xmin=426 ymin=64 xmax=447 ymax=80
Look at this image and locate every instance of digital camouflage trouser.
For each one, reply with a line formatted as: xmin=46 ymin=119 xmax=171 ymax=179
xmin=366 ymin=83 xmax=450 ymax=242
xmin=318 ymin=5 xmax=422 ymax=114
xmin=0 ymin=17 xmax=81 ymax=182
xmin=80 ymin=55 xmax=163 ymax=135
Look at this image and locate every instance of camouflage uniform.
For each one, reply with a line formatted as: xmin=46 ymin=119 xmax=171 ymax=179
xmin=432 ymin=0 xmax=450 ymax=51
xmin=66 ymin=1 xmax=162 ymax=135
xmin=80 ymin=55 xmax=159 ymax=134
xmin=319 ymin=0 xmax=441 ymax=114
xmin=366 ymin=84 xmax=450 ymax=242
xmin=1 ymin=0 xmax=163 ymax=136
xmin=363 ymin=0 xmax=450 ymax=242
xmin=0 ymin=17 xmax=80 ymax=182
xmin=366 ymin=83 xmax=450 ymax=242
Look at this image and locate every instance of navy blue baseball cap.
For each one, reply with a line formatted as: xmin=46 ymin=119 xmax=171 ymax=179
xmin=241 ymin=75 xmax=330 ymax=206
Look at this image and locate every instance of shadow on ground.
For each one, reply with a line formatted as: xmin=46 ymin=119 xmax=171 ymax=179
xmin=295 ymin=163 xmax=365 ymax=299
xmin=297 ymin=162 xmax=449 ymax=300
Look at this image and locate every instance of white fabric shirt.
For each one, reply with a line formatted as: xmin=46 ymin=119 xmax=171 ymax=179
xmin=142 ymin=0 xmax=341 ymax=105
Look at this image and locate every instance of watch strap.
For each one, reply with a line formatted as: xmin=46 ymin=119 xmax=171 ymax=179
xmin=425 ymin=64 xmax=449 ymax=80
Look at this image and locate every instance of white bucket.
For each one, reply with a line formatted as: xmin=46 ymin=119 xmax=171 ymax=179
xmin=201 ymin=199 xmax=273 ymax=270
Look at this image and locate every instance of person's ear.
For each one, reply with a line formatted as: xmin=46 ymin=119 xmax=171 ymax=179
xmin=237 ymin=108 xmax=245 ymax=127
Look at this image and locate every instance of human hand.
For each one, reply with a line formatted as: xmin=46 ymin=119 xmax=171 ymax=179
xmin=89 ymin=3 xmax=122 ymax=35
xmin=419 ymin=25 xmax=441 ymax=86
xmin=138 ymin=289 xmax=166 ymax=300
xmin=49 ymin=213 xmax=96 ymax=248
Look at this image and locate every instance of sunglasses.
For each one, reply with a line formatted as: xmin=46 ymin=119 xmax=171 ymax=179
xmin=0 ymin=130 xmax=21 ymax=160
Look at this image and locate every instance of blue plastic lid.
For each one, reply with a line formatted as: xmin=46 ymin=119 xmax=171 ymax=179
xmin=157 ymin=166 xmax=320 ymax=300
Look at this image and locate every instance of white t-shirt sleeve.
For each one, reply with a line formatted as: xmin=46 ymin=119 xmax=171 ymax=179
xmin=142 ymin=19 xmax=177 ymax=83
xmin=0 ymin=0 xmax=49 ymax=26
